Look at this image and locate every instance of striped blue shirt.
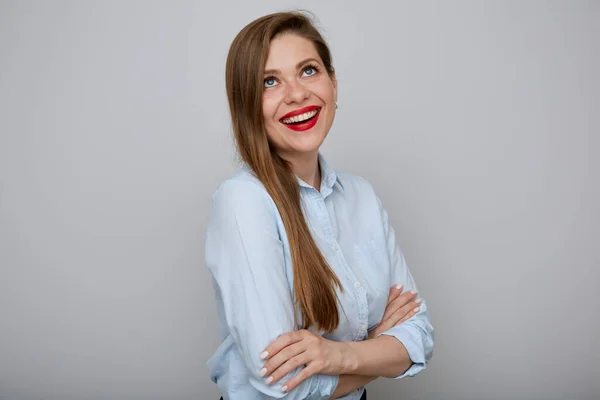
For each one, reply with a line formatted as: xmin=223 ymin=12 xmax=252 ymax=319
xmin=206 ymin=154 xmax=434 ymax=399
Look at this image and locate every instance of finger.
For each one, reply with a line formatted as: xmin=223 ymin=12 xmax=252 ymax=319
xmin=388 ymin=298 xmax=422 ymax=326
xmin=398 ymin=304 xmax=421 ymax=324
xmin=383 ymin=289 xmax=416 ymax=320
xmin=382 ymin=290 xmax=417 ymax=322
xmin=262 ymin=341 xmax=306 ymax=384
xmin=265 ymin=351 xmax=308 ymax=386
xmin=374 ymin=307 xmax=400 ymax=335
xmin=398 ymin=298 xmax=423 ymax=324
xmin=386 ymin=290 xmax=417 ymax=317
xmin=260 ymin=330 xmax=304 ymax=361
xmin=386 ymin=284 xmax=404 ymax=306
xmin=280 ymin=362 xmax=319 ymax=393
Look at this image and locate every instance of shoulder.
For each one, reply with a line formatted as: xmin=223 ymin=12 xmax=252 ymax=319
xmin=334 ymin=171 xmax=386 ymax=237
xmin=210 ymin=168 xmax=277 ymax=215
xmin=335 ymin=171 xmax=384 ymax=220
xmin=336 ymin=171 xmax=378 ymax=199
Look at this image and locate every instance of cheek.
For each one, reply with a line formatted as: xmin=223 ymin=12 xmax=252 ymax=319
xmin=261 ymin=102 xmax=272 ymax=121
xmin=315 ymin=83 xmax=335 ymax=105
xmin=261 ymin=97 xmax=281 ymax=144
xmin=262 ymin=93 xmax=281 ymax=122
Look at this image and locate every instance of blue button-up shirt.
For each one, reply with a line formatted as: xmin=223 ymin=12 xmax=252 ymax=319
xmin=206 ymin=154 xmax=434 ymax=399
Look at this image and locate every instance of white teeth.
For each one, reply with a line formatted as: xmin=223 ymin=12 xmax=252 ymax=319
xmin=281 ymin=109 xmax=319 ymax=124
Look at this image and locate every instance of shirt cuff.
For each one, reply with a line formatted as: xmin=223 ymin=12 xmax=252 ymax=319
xmin=310 ymin=374 xmax=339 ymax=398
xmin=378 ymin=324 xmax=428 ymax=379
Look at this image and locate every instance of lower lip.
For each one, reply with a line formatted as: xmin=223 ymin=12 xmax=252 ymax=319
xmin=280 ymin=109 xmax=321 ymax=132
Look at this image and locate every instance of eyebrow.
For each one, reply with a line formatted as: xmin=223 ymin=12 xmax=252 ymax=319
xmin=263 ymin=58 xmax=320 ymax=76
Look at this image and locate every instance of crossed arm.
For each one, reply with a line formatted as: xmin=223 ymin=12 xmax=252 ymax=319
xmin=332 ymin=323 xmax=415 ymax=398
xmin=259 ymin=285 xmax=421 ymax=398
xmin=263 ymin=333 xmax=412 ymax=398
xmin=319 ymin=335 xmax=412 ymax=399
xmin=206 ymin=180 xmax=433 ymax=399
xmin=331 ymin=334 xmax=411 ymax=398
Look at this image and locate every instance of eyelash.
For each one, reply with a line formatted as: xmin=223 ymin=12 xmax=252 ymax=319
xmin=303 ymin=63 xmax=320 ymax=75
xmin=263 ymin=63 xmax=320 ymax=88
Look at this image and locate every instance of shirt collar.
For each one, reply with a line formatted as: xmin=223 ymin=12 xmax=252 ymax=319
xmin=296 ymin=153 xmax=344 ymax=196
xmin=241 ymin=153 xmax=344 ymax=194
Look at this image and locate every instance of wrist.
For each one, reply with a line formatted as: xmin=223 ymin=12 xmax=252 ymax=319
xmin=339 ymin=341 xmax=360 ymax=375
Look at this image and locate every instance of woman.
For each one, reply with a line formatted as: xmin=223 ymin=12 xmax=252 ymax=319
xmin=206 ymin=11 xmax=434 ymax=400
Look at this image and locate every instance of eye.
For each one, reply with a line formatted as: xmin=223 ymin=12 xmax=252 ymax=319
xmin=264 ymin=77 xmax=278 ymax=88
xmin=302 ymin=66 xmax=317 ymax=77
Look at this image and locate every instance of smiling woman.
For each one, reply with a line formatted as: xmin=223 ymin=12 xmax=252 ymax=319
xmin=261 ymin=37 xmax=337 ymax=148
xmin=206 ymin=11 xmax=434 ymax=400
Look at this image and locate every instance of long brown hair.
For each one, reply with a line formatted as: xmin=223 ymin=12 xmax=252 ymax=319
xmin=225 ymin=11 xmax=342 ymax=333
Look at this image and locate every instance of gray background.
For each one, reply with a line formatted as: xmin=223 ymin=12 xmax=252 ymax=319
xmin=1 ymin=1 xmax=598 ymax=399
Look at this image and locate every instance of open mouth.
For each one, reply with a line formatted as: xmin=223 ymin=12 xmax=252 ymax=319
xmin=279 ymin=107 xmax=321 ymax=131
xmin=280 ymin=108 xmax=320 ymax=125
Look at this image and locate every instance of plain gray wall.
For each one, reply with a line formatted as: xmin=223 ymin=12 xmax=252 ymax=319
xmin=1 ymin=1 xmax=598 ymax=399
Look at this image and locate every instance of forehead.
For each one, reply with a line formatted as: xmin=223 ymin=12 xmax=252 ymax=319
xmin=264 ymin=34 xmax=319 ymax=70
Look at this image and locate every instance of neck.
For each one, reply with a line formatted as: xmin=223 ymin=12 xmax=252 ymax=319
xmin=280 ymin=151 xmax=321 ymax=191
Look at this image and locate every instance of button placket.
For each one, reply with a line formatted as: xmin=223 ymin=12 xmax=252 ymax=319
xmin=309 ymin=191 xmax=368 ymax=343
xmin=330 ymin=246 xmax=368 ymax=342
xmin=354 ymin=285 xmax=368 ymax=341
xmin=314 ymin=197 xmax=335 ymax=243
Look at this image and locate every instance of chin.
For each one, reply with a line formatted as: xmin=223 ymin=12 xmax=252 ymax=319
xmin=266 ymin=119 xmax=329 ymax=156
xmin=288 ymin=132 xmax=326 ymax=152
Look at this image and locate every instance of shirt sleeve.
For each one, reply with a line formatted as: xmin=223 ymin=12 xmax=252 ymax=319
xmin=375 ymin=195 xmax=435 ymax=379
xmin=205 ymin=178 xmax=339 ymax=399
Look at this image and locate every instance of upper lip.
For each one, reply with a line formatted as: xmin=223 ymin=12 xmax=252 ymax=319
xmin=280 ymin=105 xmax=321 ymax=120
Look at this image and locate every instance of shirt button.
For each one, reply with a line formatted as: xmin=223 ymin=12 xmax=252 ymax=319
xmin=354 ymin=281 xmax=361 ymax=288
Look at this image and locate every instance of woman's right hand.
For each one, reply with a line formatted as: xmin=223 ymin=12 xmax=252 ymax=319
xmin=367 ymin=285 xmax=421 ymax=340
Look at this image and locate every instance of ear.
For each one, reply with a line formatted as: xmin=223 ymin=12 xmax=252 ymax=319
xmin=331 ymin=67 xmax=338 ymax=101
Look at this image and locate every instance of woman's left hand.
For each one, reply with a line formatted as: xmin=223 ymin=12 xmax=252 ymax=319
xmin=259 ymin=329 xmax=351 ymax=392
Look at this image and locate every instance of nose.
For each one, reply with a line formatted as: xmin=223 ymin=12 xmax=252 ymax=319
xmin=283 ymin=80 xmax=309 ymax=104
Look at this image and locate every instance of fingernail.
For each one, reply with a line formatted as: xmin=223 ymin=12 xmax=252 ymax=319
xmin=410 ymin=290 xmax=417 ymax=295
xmin=396 ymin=284 xmax=402 ymax=290
xmin=416 ymin=298 xmax=422 ymax=303
xmin=413 ymin=306 xmax=420 ymax=312
xmin=265 ymin=376 xmax=273 ymax=384
xmin=259 ymin=367 xmax=267 ymax=377
xmin=281 ymin=385 xmax=288 ymax=392
xmin=260 ymin=351 xmax=269 ymax=360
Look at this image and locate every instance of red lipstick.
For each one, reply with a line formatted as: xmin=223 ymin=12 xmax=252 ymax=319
xmin=279 ymin=105 xmax=321 ymax=132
